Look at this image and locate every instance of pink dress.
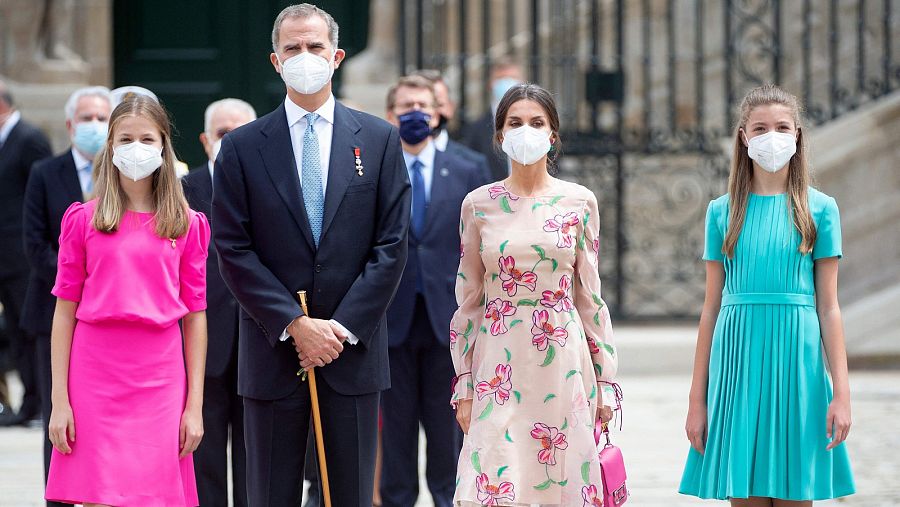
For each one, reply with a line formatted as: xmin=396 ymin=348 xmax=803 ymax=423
xmin=45 ymin=200 xmax=209 ymax=506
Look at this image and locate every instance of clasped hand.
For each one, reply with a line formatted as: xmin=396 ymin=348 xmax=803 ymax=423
xmin=288 ymin=315 xmax=346 ymax=371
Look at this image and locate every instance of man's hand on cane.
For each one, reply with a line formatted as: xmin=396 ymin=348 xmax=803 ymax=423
xmin=288 ymin=315 xmax=344 ymax=370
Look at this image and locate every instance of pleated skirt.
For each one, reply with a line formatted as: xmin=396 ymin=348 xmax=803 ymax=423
xmin=679 ymin=304 xmax=855 ymax=500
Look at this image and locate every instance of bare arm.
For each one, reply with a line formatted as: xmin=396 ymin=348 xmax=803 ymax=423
xmin=180 ymin=310 xmax=207 ymax=458
xmin=49 ymin=298 xmax=78 ymax=453
xmin=685 ymin=261 xmax=724 ymax=454
xmin=815 ymin=257 xmax=851 ymax=449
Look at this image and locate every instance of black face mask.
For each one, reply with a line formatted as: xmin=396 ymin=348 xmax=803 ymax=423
xmin=435 ymin=114 xmax=449 ymax=132
xmin=398 ymin=110 xmax=432 ymax=144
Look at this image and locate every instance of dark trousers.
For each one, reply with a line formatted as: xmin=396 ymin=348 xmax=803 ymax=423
xmin=0 ymin=274 xmax=39 ymax=419
xmin=195 ymin=359 xmax=247 ymax=507
xmin=34 ymin=332 xmax=70 ymax=507
xmin=381 ymin=296 xmax=460 ymax=507
xmin=244 ymin=376 xmax=379 ymax=507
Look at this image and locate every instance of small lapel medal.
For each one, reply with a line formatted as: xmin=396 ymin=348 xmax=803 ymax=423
xmin=354 ymin=147 xmax=364 ymax=176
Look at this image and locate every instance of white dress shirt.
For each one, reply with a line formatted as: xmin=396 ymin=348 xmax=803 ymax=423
xmin=0 ymin=110 xmax=21 ymax=146
xmin=433 ymin=129 xmax=450 ymax=152
xmin=278 ymin=94 xmax=358 ymax=346
xmin=402 ymin=139 xmax=436 ymax=204
xmin=70 ymin=148 xmax=94 ymax=196
xmin=207 ymin=159 xmax=214 ymax=179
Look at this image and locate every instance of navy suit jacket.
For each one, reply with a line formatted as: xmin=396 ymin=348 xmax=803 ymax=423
xmin=460 ymin=111 xmax=508 ymax=182
xmin=386 ymin=148 xmax=491 ymax=347
xmin=0 ymin=119 xmax=52 ymax=279
xmin=20 ymin=150 xmax=83 ymax=336
xmin=212 ymin=100 xmax=411 ymax=399
xmin=182 ymin=165 xmax=240 ymax=379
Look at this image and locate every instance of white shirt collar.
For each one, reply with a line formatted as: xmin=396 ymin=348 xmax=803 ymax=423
xmin=207 ymin=159 xmax=215 ymax=179
xmin=0 ymin=110 xmax=22 ymax=144
xmin=434 ymin=129 xmax=449 ymax=151
xmin=403 ymin=139 xmax=436 ymax=169
xmin=70 ymin=147 xmax=92 ymax=170
xmin=284 ymin=94 xmax=335 ymax=128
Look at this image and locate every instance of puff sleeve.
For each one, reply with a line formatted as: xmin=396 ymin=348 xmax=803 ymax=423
xmin=449 ymin=195 xmax=486 ymax=408
xmin=813 ymin=196 xmax=843 ymax=260
xmin=574 ymin=193 xmax=618 ymax=408
xmin=179 ymin=211 xmax=210 ymax=312
xmin=51 ymin=203 xmax=88 ymax=302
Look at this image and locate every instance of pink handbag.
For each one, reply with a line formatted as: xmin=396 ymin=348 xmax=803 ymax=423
xmin=594 ymin=383 xmax=628 ymax=505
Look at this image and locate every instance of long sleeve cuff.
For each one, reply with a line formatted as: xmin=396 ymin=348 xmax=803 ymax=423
xmin=450 ymin=372 xmax=473 ymax=408
xmin=279 ymin=319 xmax=359 ymax=345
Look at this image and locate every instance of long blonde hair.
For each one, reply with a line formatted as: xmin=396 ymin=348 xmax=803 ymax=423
xmin=723 ymin=84 xmax=816 ymax=258
xmin=92 ymin=95 xmax=189 ymax=239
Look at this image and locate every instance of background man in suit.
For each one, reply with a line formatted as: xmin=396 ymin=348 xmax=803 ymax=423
xmin=0 ymin=79 xmax=52 ymax=427
xmin=381 ymin=75 xmax=491 ymax=507
xmin=410 ymin=70 xmax=489 ymax=178
xmin=21 ymin=85 xmax=110 ymax=504
xmin=183 ymin=97 xmax=256 ymax=507
xmin=211 ymin=4 xmax=410 ymax=505
xmin=21 ymin=85 xmax=111 ymax=506
xmin=460 ymin=58 xmax=524 ymax=182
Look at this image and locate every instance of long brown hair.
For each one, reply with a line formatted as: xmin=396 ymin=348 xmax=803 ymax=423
xmin=723 ymin=84 xmax=816 ymax=257
xmin=493 ymin=83 xmax=563 ymax=174
xmin=92 ymin=95 xmax=189 ymax=239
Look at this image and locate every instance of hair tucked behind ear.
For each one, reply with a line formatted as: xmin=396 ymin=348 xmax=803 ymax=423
xmin=92 ymin=95 xmax=189 ymax=239
xmin=723 ymin=84 xmax=815 ymax=258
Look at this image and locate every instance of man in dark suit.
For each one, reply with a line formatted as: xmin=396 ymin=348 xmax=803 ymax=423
xmin=0 ymin=79 xmax=52 ymax=427
xmin=21 ymin=85 xmax=111 ymax=506
xmin=211 ymin=5 xmax=410 ymax=506
xmin=183 ymin=98 xmax=256 ymax=507
xmin=411 ymin=70 xmax=491 ymax=179
xmin=380 ymin=75 xmax=491 ymax=507
xmin=460 ymin=58 xmax=524 ymax=182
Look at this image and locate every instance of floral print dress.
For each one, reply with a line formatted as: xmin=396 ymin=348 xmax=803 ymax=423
xmin=450 ymin=179 xmax=618 ymax=506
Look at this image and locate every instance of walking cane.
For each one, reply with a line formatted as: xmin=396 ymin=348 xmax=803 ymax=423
xmin=296 ymin=290 xmax=332 ymax=507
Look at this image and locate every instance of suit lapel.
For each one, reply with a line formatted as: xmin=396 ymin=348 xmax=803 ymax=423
xmin=321 ymin=102 xmax=361 ymax=238
xmin=58 ymin=152 xmax=84 ymax=203
xmin=422 ymin=148 xmax=451 ymax=236
xmin=258 ymin=104 xmax=316 ymax=250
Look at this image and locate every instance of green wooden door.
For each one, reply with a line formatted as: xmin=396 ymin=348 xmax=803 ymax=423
xmin=114 ymin=0 xmax=370 ymax=167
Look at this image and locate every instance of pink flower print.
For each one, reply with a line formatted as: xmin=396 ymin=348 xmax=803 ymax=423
xmin=449 ymin=329 xmax=459 ymax=345
xmin=531 ymin=310 xmax=568 ymax=351
xmin=475 ymin=363 xmax=513 ymax=405
xmin=592 ymin=238 xmax=600 ymax=255
xmin=570 ymin=390 xmax=590 ymax=427
xmin=543 ymin=212 xmax=580 ymax=248
xmin=582 ymin=484 xmax=603 ymax=506
xmin=540 ymin=275 xmax=575 ymax=312
xmin=498 ymin=256 xmax=537 ymax=297
xmin=476 ymin=473 xmax=516 ymax=505
xmin=460 ymin=242 xmax=465 ymax=258
xmin=488 ymin=184 xmax=519 ymax=201
xmin=530 ymin=423 xmax=569 ymax=465
xmin=485 ymin=298 xmax=516 ymax=336
xmin=586 ymin=335 xmax=601 ymax=354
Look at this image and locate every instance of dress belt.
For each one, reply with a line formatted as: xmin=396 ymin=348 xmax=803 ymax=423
xmin=721 ymin=293 xmax=816 ymax=307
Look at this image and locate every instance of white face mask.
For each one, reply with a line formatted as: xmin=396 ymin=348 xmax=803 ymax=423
xmin=746 ymin=131 xmax=796 ymax=173
xmin=278 ymin=52 xmax=335 ymax=95
xmin=501 ymin=125 xmax=552 ymax=166
xmin=211 ymin=138 xmax=222 ymax=162
xmin=112 ymin=142 xmax=163 ymax=181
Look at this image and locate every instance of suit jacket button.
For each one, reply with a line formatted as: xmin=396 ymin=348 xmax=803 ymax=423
xmin=315 ymin=264 xmax=322 ymax=273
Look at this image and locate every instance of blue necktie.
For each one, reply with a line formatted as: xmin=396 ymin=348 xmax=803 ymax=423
xmin=411 ymin=159 xmax=426 ymax=238
xmin=82 ymin=163 xmax=93 ymax=195
xmin=301 ymin=113 xmax=324 ymax=246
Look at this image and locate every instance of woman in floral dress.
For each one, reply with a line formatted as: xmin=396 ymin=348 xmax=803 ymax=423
xmin=450 ymin=83 xmax=618 ymax=506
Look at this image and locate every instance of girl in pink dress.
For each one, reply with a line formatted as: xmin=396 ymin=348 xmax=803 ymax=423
xmin=45 ymin=95 xmax=208 ymax=506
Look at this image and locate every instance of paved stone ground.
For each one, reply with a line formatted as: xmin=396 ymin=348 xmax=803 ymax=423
xmin=2 ymin=348 xmax=898 ymax=505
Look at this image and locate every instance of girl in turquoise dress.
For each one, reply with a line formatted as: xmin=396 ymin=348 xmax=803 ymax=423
xmin=679 ymin=84 xmax=855 ymax=506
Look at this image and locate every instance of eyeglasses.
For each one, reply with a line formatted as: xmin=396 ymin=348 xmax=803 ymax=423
xmin=394 ymin=101 xmax=436 ymax=111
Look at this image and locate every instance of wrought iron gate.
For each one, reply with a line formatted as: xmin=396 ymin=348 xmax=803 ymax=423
xmin=396 ymin=0 xmax=899 ymax=318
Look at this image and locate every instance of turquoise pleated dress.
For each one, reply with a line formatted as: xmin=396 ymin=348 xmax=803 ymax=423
xmin=679 ymin=188 xmax=855 ymax=501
